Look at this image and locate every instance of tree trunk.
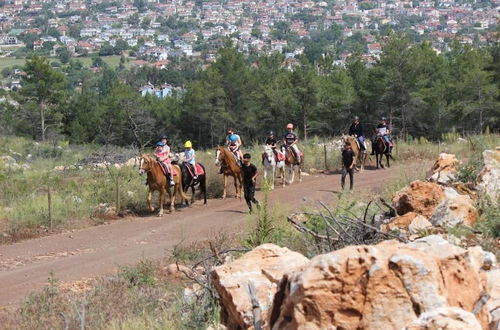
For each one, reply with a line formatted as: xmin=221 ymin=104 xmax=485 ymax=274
xmin=40 ymin=101 xmax=46 ymax=142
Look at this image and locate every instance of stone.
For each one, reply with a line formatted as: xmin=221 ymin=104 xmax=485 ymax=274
xmin=270 ymin=238 xmax=489 ymax=330
xmin=124 ymin=157 xmax=138 ymax=167
xmin=211 ymin=244 xmax=309 ymax=330
xmin=408 ymin=215 xmax=433 ymax=234
xmin=430 ymin=188 xmax=478 ymax=227
xmin=427 ymin=153 xmax=459 ymax=184
xmin=404 ymin=307 xmax=482 ymax=330
xmin=381 ymin=212 xmax=420 ymax=233
xmin=476 ymin=148 xmax=500 ymax=205
xmin=486 ymin=269 xmax=500 ymax=330
xmin=165 ymin=263 xmax=193 ymax=278
xmin=54 ymin=165 xmax=65 ymax=171
xmin=392 ymin=180 xmax=444 ymax=218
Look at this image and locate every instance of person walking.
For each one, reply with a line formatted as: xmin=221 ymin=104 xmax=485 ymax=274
xmin=241 ymin=153 xmax=260 ymax=213
xmin=341 ymin=142 xmax=356 ymax=191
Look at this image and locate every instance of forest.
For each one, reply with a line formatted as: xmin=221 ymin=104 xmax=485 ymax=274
xmin=1 ymin=34 xmax=498 ymax=149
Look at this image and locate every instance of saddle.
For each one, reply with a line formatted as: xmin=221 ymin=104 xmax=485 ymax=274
xmin=157 ymin=161 xmax=176 ymax=177
xmin=185 ymin=163 xmax=205 ymax=177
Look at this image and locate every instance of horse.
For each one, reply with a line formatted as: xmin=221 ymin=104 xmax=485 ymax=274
xmin=373 ymin=136 xmax=393 ymax=169
xmin=281 ymin=145 xmax=302 ymax=185
xmin=180 ymin=162 xmax=207 ymax=206
xmin=342 ymin=135 xmax=368 ymax=172
xmin=262 ymin=145 xmax=285 ymax=189
xmin=138 ymin=154 xmax=189 ymax=216
xmin=215 ymin=146 xmax=243 ymax=199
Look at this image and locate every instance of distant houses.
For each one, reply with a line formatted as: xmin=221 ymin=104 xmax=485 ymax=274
xmin=138 ymin=83 xmax=183 ymax=98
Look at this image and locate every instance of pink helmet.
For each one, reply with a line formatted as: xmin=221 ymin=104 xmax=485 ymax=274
xmin=287 ymin=123 xmax=294 ymax=129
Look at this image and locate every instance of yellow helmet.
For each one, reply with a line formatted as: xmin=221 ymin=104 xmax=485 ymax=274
xmin=184 ymin=140 xmax=192 ymax=148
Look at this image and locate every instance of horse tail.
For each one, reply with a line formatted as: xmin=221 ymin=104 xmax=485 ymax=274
xmin=174 ymin=165 xmax=190 ymax=201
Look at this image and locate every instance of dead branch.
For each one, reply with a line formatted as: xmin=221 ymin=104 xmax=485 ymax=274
xmin=287 ymin=214 xmax=329 ymax=240
xmin=248 ymin=281 xmax=262 ymax=330
xmin=379 ymin=197 xmax=397 ymax=217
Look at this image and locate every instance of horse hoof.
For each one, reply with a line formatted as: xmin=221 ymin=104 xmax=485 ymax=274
xmin=157 ymin=213 xmax=163 ymax=217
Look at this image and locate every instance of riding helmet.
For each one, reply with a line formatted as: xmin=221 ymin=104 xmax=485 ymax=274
xmin=353 ymin=116 xmax=359 ymax=121
xmin=184 ymin=140 xmax=192 ymax=148
xmin=156 ymin=141 xmax=165 ymax=147
xmin=160 ymin=135 xmax=168 ymax=140
xmin=268 ymin=130 xmax=274 ymax=135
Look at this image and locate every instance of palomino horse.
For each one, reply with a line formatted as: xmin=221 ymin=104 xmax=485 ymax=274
xmin=215 ymin=146 xmax=243 ymax=199
xmin=374 ymin=136 xmax=393 ymax=169
xmin=281 ymin=145 xmax=302 ymax=184
xmin=138 ymin=154 xmax=188 ymax=216
xmin=342 ymin=135 xmax=368 ymax=172
xmin=262 ymin=145 xmax=285 ymax=189
xmin=180 ymin=162 xmax=207 ymax=206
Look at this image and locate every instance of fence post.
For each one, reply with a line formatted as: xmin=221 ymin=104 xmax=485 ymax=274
xmin=323 ymin=144 xmax=328 ymax=170
xmin=115 ymin=175 xmax=120 ymax=212
xmin=47 ymin=185 xmax=52 ymax=231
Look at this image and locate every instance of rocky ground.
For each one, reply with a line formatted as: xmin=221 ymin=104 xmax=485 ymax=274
xmin=207 ymin=148 xmax=500 ymax=329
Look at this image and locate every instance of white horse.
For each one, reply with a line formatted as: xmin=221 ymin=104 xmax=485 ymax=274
xmin=262 ymin=145 xmax=285 ymax=189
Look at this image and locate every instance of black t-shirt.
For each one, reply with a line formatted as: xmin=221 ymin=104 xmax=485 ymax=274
xmin=342 ymin=149 xmax=355 ymax=168
xmin=284 ymin=131 xmax=297 ymax=145
xmin=349 ymin=123 xmax=364 ymax=136
xmin=242 ymin=163 xmax=258 ymax=185
xmin=265 ymin=137 xmax=277 ymax=146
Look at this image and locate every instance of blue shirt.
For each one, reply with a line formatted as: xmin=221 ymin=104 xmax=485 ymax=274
xmin=184 ymin=149 xmax=195 ymax=164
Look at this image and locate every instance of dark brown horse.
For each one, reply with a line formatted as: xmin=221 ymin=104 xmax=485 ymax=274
xmin=215 ymin=146 xmax=243 ymax=199
xmin=138 ymin=154 xmax=188 ymax=216
xmin=374 ymin=137 xmax=393 ymax=169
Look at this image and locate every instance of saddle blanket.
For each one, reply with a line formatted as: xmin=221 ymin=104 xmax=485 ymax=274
xmin=158 ymin=162 xmax=177 ymax=177
xmin=186 ymin=163 xmax=205 ymax=176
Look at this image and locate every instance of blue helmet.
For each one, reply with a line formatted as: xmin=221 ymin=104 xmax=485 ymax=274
xmin=229 ymin=134 xmax=239 ymax=143
xmin=156 ymin=141 xmax=165 ymax=147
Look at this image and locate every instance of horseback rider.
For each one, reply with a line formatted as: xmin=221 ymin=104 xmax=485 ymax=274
xmin=265 ymin=130 xmax=279 ymax=161
xmin=371 ymin=117 xmax=393 ymax=154
xmin=348 ymin=116 xmax=366 ymax=151
xmin=184 ymin=140 xmax=198 ymax=179
xmin=154 ymin=136 xmax=175 ymax=186
xmin=283 ymin=123 xmax=301 ymax=165
xmin=226 ymin=128 xmax=243 ymax=165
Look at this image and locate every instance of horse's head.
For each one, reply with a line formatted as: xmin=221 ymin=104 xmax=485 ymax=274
xmin=138 ymin=154 xmax=154 ymax=175
xmin=215 ymin=146 xmax=223 ymax=166
xmin=263 ymin=145 xmax=274 ymax=163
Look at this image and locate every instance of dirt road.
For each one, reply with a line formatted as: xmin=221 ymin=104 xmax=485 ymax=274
xmin=0 ymin=164 xmax=416 ymax=306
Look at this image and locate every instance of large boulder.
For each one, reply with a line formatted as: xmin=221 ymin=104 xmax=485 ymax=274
xmin=404 ymin=307 xmax=482 ymax=330
xmin=430 ymin=187 xmax=478 ymax=227
xmin=381 ymin=212 xmax=432 ymax=234
xmin=212 ymin=244 xmax=309 ymax=329
xmin=392 ymin=181 xmax=444 ymax=218
xmin=486 ymin=269 xmax=500 ymax=329
xmin=270 ymin=236 xmax=489 ymax=330
xmin=427 ymin=153 xmax=458 ymax=184
xmin=476 ymin=148 xmax=500 ymax=205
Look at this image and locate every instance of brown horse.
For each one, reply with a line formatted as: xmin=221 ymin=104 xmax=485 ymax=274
xmin=138 ymin=154 xmax=188 ymax=216
xmin=281 ymin=145 xmax=302 ymax=184
xmin=215 ymin=146 xmax=243 ymax=199
xmin=342 ymin=135 xmax=368 ymax=172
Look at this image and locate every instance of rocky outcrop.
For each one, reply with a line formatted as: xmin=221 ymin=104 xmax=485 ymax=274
xmin=269 ymin=237 xmax=489 ymax=330
xmin=211 ymin=244 xmax=309 ymax=329
xmin=430 ymin=187 xmax=479 ymax=227
xmin=486 ymin=269 xmax=500 ymax=330
xmin=381 ymin=212 xmax=432 ymax=234
xmin=427 ymin=153 xmax=458 ymax=184
xmin=404 ymin=307 xmax=482 ymax=330
xmin=476 ymin=148 xmax=500 ymax=205
xmin=392 ymin=181 xmax=444 ymax=218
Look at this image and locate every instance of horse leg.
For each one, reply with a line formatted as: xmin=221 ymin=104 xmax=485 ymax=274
xmin=222 ymin=174 xmax=227 ymax=199
xmin=386 ymin=153 xmax=391 ymax=168
xmin=271 ymin=166 xmax=275 ymax=190
xmin=233 ymin=174 xmax=239 ymax=199
xmin=148 ymin=190 xmax=154 ymax=212
xmin=280 ymin=166 xmax=285 ymax=188
xmin=190 ymin=185 xmax=195 ymax=205
xmin=201 ymin=177 xmax=207 ymax=205
xmin=158 ymin=188 xmax=165 ymax=216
